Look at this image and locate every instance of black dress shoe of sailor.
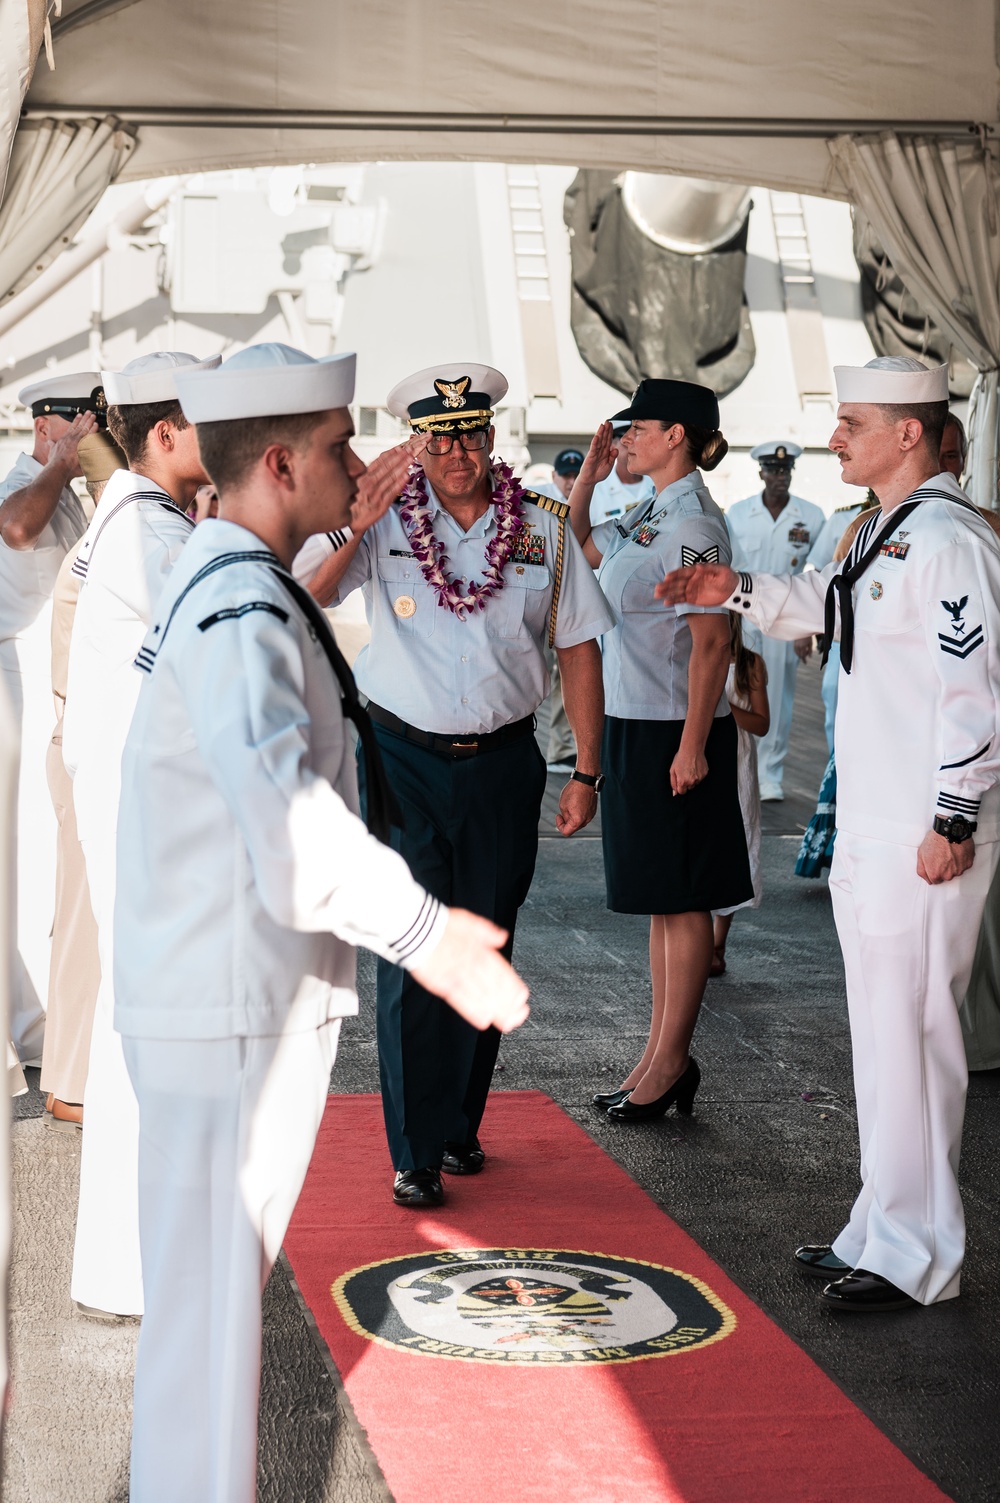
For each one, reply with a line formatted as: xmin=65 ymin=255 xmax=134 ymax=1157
xmin=392 ymin=1168 xmax=445 ymax=1208
xmin=592 ymin=1087 xmax=631 ymax=1108
xmin=441 ymin=1139 xmax=485 ymax=1176
xmin=794 ymin=1244 xmax=852 ymax=1279
xmin=820 ymin=1269 xmax=918 ymax=1312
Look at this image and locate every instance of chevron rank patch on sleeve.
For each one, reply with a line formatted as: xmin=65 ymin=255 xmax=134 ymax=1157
xmin=939 ymin=596 xmax=985 ymax=659
xmin=681 ymin=545 xmax=721 ymax=567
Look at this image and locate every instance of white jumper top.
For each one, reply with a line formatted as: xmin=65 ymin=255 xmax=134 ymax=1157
xmin=729 ymin=473 xmax=1000 ymax=847
xmin=115 ymin=519 xmax=447 ymax=1041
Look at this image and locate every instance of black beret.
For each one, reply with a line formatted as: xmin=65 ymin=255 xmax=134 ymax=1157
xmin=612 ymin=378 xmax=720 ymax=430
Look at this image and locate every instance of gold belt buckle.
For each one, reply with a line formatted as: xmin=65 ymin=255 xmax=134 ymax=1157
xmin=451 ymin=737 xmax=479 ymax=756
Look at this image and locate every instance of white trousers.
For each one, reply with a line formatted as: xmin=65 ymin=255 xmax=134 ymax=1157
xmin=829 ymin=830 xmax=1000 ymax=1304
xmin=3 ymin=620 xmax=57 ymax=1064
xmin=71 ymin=816 xmax=143 ymax=1314
xmin=756 ymin=635 xmax=799 ymax=791
xmin=124 ymin=1021 xmax=340 ymax=1503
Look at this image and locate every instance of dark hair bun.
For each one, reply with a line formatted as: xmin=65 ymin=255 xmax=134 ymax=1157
xmin=699 ymin=431 xmax=728 ymax=471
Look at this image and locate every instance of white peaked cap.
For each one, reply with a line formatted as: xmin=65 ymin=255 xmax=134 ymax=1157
xmin=174 ymin=343 xmax=357 ymax=422
xmin=386 ymin=362 xmax=508 ymax=421
xmin=750 ymin=439 xmax=802 ymax=462
xmin=834 ymin=356 xmax=950 ymax=404
xmin=102 ymin=351 xmax=222 ymax=406
xmin=18 ymin=371 xmax=102 ymax=408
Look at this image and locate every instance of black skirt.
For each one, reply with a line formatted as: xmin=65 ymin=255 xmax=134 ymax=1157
xmin=601 ymin=714 xmax=753 ymax=915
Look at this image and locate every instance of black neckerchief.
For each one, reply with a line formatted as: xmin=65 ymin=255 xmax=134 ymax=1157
xmin=268 ymin=565 xmax=400 ymax=845
xmin=142 ymin=548 xmax=398 ymax=845
xmin=823 ymin=485 xmax=976 ymax=674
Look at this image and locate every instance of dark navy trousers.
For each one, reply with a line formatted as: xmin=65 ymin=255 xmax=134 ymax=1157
xmin=359 ymin=725 xmax=546 ymax=1172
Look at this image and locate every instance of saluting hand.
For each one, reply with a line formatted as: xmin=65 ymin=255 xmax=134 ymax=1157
xmin=577 ymin=421 xmax=618 ymax=488
xmin=46 ymin=411 xmax=98 ymax=478
xmin=410 ymin=908 xmax=530 ymax=1033
xmin=349 ymin=434 xmax=428 ymax=534
xmin=655 ymin=561 xmax=738 ymax=607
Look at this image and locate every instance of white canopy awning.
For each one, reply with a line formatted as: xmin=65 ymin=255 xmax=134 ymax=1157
xmin=13 ymin=0 xmax=1000 ymax=198
xmin=5 ymin=0 xmax=1000 ymax=505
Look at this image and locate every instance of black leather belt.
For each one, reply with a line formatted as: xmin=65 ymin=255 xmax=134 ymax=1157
xmin=367 ymin=702 xmax=535 ymax=760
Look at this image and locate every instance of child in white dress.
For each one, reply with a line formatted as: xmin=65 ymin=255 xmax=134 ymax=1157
xmin=710 ymin=617 xmax=769 ymax=976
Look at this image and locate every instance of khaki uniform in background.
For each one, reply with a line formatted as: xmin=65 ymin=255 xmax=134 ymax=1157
xmin=39 ymin=545 xmax=100 ymax=1106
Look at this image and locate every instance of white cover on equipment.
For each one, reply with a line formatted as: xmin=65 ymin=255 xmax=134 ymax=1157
xmin=7 ymin=0 xmax=999 ymax=197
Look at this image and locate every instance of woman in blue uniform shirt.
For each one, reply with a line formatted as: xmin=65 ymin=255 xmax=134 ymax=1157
xmin=569 ymin=379 xmax=752 ymax=1121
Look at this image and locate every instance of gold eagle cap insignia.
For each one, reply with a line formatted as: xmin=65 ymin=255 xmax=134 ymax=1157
xmin=434 ymin=376 xmax=471 ymax=410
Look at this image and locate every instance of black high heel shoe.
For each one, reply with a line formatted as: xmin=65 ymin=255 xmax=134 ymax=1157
xmin=592 ymin=1087 xmax=632 ymax=1108
xmin=606 ymin=1058 xmax=701 ymax=1122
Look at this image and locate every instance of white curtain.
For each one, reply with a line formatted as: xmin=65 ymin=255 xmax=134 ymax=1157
xmin=0 ymin=113 xmax=135 ymax=302
xmin=829 ymin=132 xmax=1000 ymax=508
xmin=0 ymin=0 xmax=47 ymax=198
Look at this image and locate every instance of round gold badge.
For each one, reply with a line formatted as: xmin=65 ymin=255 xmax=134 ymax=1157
xmin=394 ymin=595 xmax=417 ymax=618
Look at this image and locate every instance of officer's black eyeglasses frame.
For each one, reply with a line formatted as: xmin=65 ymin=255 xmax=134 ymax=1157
xmin=424 ymin=429 xmax=490 ymax=456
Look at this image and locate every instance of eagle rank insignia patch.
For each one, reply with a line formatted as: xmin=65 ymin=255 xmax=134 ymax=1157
xmin=333 ymin=1247 xmax=734 ymax=1365
xmin=433 ymin=376 xmax=470 ymax=409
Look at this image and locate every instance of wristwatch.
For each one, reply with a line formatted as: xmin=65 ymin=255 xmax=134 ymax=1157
xmin=933 ymin=813 xmax=977 ymax=843
xmin=572 ymin=769 xmax=606 ymax=793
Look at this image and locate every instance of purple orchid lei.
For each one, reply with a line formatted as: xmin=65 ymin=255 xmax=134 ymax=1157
xmin=398 ymin=458 xmax=527 ymax=619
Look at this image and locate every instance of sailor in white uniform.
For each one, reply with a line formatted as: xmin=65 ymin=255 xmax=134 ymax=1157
xmin=116 ymin=342 xmax=529 ymax=1503
xmin=63 ymin=350 xmax=220 ymax=1317
xmin=657 ymin=356 xmax=1000 ymax=1312
xmin=807 ymin=496 xmax=873 ymax=752
xmin=725 ymin=442 xmax=826 ymax=799
xmin=0 ymin=374 xmax=95 ymax=1063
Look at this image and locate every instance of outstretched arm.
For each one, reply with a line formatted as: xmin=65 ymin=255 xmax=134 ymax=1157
xmin=657 ymin=560 xmax=834 ymax=640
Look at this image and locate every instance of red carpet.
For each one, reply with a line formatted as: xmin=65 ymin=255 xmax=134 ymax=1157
xmin=283 ymin=1092 xmax=948 ymax=1503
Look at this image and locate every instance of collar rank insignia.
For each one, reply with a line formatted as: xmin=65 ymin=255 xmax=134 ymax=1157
xmin=681 ymin=544 xmax=721 ymax=567
xmin=788 ymin=524 xmax=811 ymax=545
xmin=434 ymin=376 xmax=470 ymax=410
xmin=512 ymin=526 xmax=545 ymax=566
xmin=879 ymin=539 xmax=910 ymax=560
xmin=939 ymin=595 xmax=984 ymax=658
xmin=632 ymin=521 xmax=659 ymax=547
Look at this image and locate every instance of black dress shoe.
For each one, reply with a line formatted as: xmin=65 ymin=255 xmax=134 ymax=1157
xmin=392 ymin=1168 xmax=444 ymax=1208
xmin=606 ymin=1058 xmax=700 ymax=1122
xmin=592 ymin=1087 xmax=631 ymax=1108
xmin=794 ymin=1244 xmax=852 ymax=1279
xmin=441 ymin=1138 xmax=485 ymax=1175
xmin=820 ymin=1269 xmax=917 ymax=1312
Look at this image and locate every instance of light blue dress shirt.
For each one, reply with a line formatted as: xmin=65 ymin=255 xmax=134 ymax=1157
xmin=593 ymin=471 xmax=731 ymax=722
xmin=337 ymin=483 xmax=615 ymax=735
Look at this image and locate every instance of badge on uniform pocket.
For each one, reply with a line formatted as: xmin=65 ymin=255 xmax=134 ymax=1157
xmin=788 ymin=524 xmax=811 ymax=545
xmin=633 ymin=522 xmax=659 ymax=547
